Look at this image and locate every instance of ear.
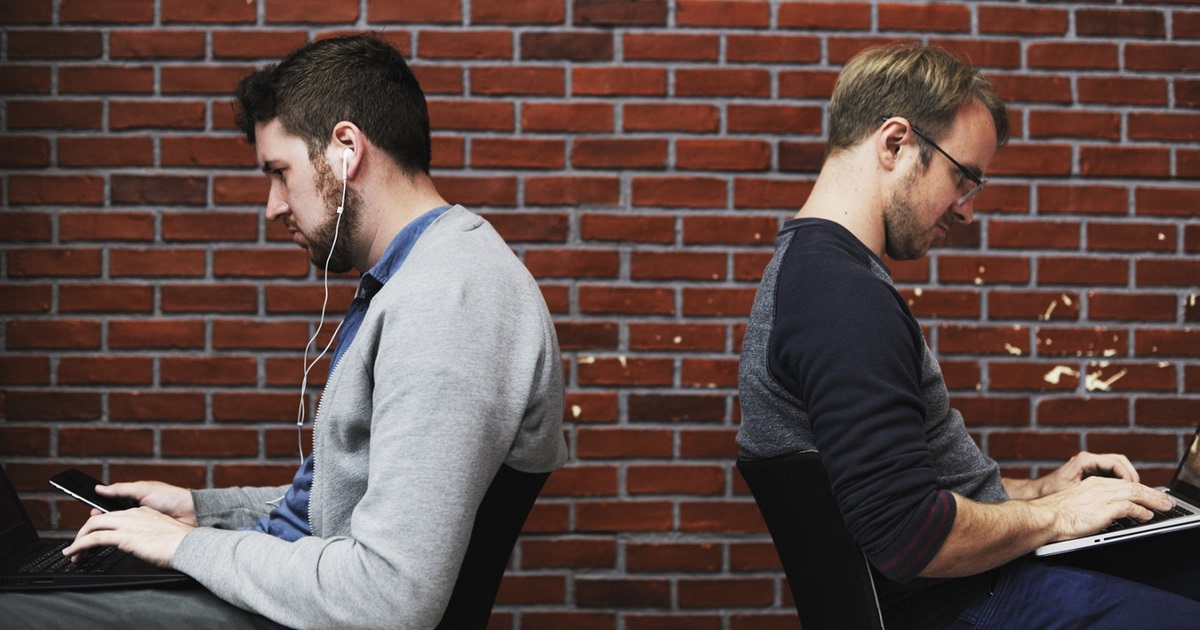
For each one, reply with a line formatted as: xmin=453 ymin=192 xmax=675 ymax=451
xmin=329 ymin=121 xmax=363 ymax=180
xmin=876 ymin=117 xmax=911 ymax=173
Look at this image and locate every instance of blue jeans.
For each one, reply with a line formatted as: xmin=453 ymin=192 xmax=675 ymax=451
xmin=945 ymin=528 xmax=1200 ymax=629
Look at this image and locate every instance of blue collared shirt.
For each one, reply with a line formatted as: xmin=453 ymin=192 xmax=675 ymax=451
xmin=251 ymin=205 xmax=452 ymax=541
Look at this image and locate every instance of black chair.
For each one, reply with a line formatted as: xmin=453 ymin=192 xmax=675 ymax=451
xmin=434 ymin=464 xmax=550 ymax=630
xmin=737 ymin=451 xmax=885 ymax=630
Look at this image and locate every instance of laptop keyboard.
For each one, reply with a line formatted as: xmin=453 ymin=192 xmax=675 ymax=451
xmin=1101 ymin=503 xmax=1195 ymax=534
xmin=18 ymin=542 xmax=122 ymax=574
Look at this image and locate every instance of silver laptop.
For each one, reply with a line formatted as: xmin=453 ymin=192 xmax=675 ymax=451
xmin=1035 ymin=425 xmax=1200 ymax=557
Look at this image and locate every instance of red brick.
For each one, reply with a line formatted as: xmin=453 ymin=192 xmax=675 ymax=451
xmin=0 ymin=427 xmax=51 ymax=456
xmin=541 ymin=465 xmax=618 ymax=497
xmin=581 ymin=213 xmax=675 ymax=244
xmin=525 ymin=176 xmax=619 ymax=206
xmin=10 ymin=174 xmax=105 ymax=204
xmin=470 ymin=66 xmax=565 ymax=96
xmin=1038 ymin=185 xmax=1129 ymax=216
xmin=576 ymin=501 xmax=673 ymax=532
xmin=778 ymin=2 xmax=869 ymax=29
xmin=522 ymin=101 xmax=613 ymax=132
xmin=0 ymin=284 xmax=52 ymax=314
xmin=623 ymin=33 xmax=718 ymax=61
xmin=483 ymin=211 xmax=571 ymax=241
xmin=264 ymin=0 xmax=358 ymax=23
xmin=521 ymin=538 xmax=617 ymax=569
xmin=989 ymin=362 xmax=1080 ymax=392
xmin=978 ymin=6 xmax=1068 ymax=35
xmin=679 ymin=428 xmax=738 ymax=459
xmin=434 ymin=176 xmax=518 ymax=206
xmin=1036 ymin=256 xmax=1126 ymax=286
xmin=1028 ymin=42 xmax=1118 ymax=70
xmin=0 ymin=356 xmax=51 ymax=386
xmin=59 ymin=427 xmax=155 ymax=457
xmin=1126 ymin=43 xmax=1200 ymax=72
xmin=161 ymin=65 xmax=255 ymax=94
xmin=676 ymin=0 xmax=768 ymax=27
xmin=162 ymin=428 xmax=259 ymax=457
xmin=1135 ymin=259 xmax=1200 ymax=287
xmin=623 ymin=103 xmax=719 ymax=132
xmin=1077 ymin=76 xmax=1168 ymax=106
xmin=576 ymin=428 xmax=673 ymax=459
xmin=988 ymin=291 xmax=1080 ymax=322
xmin=988 ymin=219 xmax=1080 ymax=250
xmin=630 ymin=251 xmax=725 ymax=282
xmin=368 ymin=0 xmax=460 ymax=22
xmin=471 ymin=138 xmax=565 ymax=169
xmin=1088 ymin=292 xmax=1178 ymax=322
xmin=574 ymin=0 xmax=667 ymax=27
xmin=212 ymin=392 xmax=298 ymax=422
xmin=8 ymin=30 xmax=102 ymax=59
xmin=627 ymin=541 xmax=721 ymax=573
xmin=679 ymin=501 xmax=765 ymax=532
xmin=734 ymin=178 xmax=815 ymax=210
xmin=628 ymin=465 xmax=724 ymax=495
xmin=727 ymin=34 xmax=820 ymax=63
xmin=632 ymin=177 xmax=726 ymax=209
xmin=572 ymin=138 xmax=667 ymax=169
xmin=1037 ymin=397 xmax=1128 ymax=427
xmin=4 ymin=391 xmax=102 ymax=421
xmin=525 ymin=249 xmax=620 ymax=279
xmin=678 ymin=577 xmax=774 ymax=608
xmin=418 ymin=30 xmax=511 ymax=59
xmin=1136 ymin=329 xmax=1200 ymax=358
xmin=879 ymin=2 xmax=969 ymax=32
xmin=108 ymin=319 xmax=205 ymax=349
xmin=520 ymin=32 xmax=611 ymax=61
xmin=572 ymin=67 xmax=667 ymax=96
xmin=677 ymin=140 xmax=770 ymax=172
xmin=429 ymin=100 xmax=513 ymax=131
xmin=161 ymin=284 xmax=258 ymax=313
xmin=676 ymin=68 xmax=770 ymax=97
xmin=938 ymin=324 xmax=1031 ymax=356
xmin=7 ymin=319 xmax=101 ymax=350
xmin=990 ymin=73 xmax=1072 ymax=104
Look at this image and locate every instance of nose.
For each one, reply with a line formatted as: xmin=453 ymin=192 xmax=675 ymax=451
xmin=952 ymin=200 xmax=975 ymax=225
xmin=264 ymin=182 xmax=289 ymax=221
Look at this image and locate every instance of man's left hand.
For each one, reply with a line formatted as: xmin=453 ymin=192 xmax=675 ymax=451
xmin=61 ymin=506 xmax=194 ymax=568
xmin=1035 ymin=451 xmax=1140 ymax=497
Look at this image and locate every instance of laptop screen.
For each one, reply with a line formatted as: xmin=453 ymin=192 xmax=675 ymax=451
xmin=0 ymin=467 xmax=39 ymax=560
xmin=1169 ymin=426 xmax=1200 ymax=506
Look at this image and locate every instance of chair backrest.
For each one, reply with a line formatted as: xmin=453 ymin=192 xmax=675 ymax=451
xmin=737 ymin=451 xmax=885 ymax=630
xmin=434 ymin=464 xmax=550 ymax=630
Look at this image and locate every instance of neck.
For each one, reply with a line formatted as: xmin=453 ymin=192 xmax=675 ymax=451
xmin=795 ymin=148 xmax=886 ymax=257
xmin=352 ymin=171 xmax=448 ymax=272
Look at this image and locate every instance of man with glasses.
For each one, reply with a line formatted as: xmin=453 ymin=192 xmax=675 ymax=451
xmin=737 ymin=42 xmax=1200 ymax=628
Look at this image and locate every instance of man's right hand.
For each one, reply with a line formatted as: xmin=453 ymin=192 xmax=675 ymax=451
xmin=96 ymin=481 xmax=197 ymax=526
xmin=1033 ymin=476 xmax=1175 ymax=542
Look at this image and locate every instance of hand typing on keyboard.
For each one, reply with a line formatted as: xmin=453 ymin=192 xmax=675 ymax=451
xmin=61 ymin=506 xmax=195 ymax=569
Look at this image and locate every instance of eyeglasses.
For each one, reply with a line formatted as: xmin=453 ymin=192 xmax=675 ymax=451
xmin=881 ymin=116 xmax=988 ymax=207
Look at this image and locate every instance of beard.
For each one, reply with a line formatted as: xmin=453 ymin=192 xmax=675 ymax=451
xmin=304 ymin=157 xmax=362 ymax=273
xmin=882 ymin=169 xmax=936 ymax=261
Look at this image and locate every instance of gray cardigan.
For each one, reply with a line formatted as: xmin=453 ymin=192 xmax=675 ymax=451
xmin=172 ymin=207 xmax=568 ymax=629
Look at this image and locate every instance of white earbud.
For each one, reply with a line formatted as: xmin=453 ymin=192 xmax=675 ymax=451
xmin=341 ymin=148 xmax=353 ymax=182
xmin=337 ymin=149 xmax=353 ymax=214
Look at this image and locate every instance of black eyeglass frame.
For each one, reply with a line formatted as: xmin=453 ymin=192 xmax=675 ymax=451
xmin=880 ymin=116 xmax=988 ymax=207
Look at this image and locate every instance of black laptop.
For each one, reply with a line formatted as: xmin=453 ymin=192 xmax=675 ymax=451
xmin=0 ymin=465 xmax=191 ymax=591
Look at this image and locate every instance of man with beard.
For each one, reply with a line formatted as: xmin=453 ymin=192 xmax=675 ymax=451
xmin=736 ymin=42 xmax=1200 ymax=628
xmin=5 ymin=34 xmax=567 ymax=629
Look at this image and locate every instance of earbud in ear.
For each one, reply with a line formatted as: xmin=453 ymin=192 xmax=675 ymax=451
xmin=341 ymin=148 xmax=353 ymax=182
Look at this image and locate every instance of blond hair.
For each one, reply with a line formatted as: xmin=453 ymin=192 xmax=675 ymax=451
xmin=827 ymin=42 xmax=1009 ymax=161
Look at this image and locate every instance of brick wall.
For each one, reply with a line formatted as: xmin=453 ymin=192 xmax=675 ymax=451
xmin=2 ymin=0 xmax=1198 ymax=626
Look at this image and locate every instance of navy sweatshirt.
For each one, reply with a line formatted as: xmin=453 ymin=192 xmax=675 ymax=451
xmin=737 ymin=218 xmax=1007 ymax=623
